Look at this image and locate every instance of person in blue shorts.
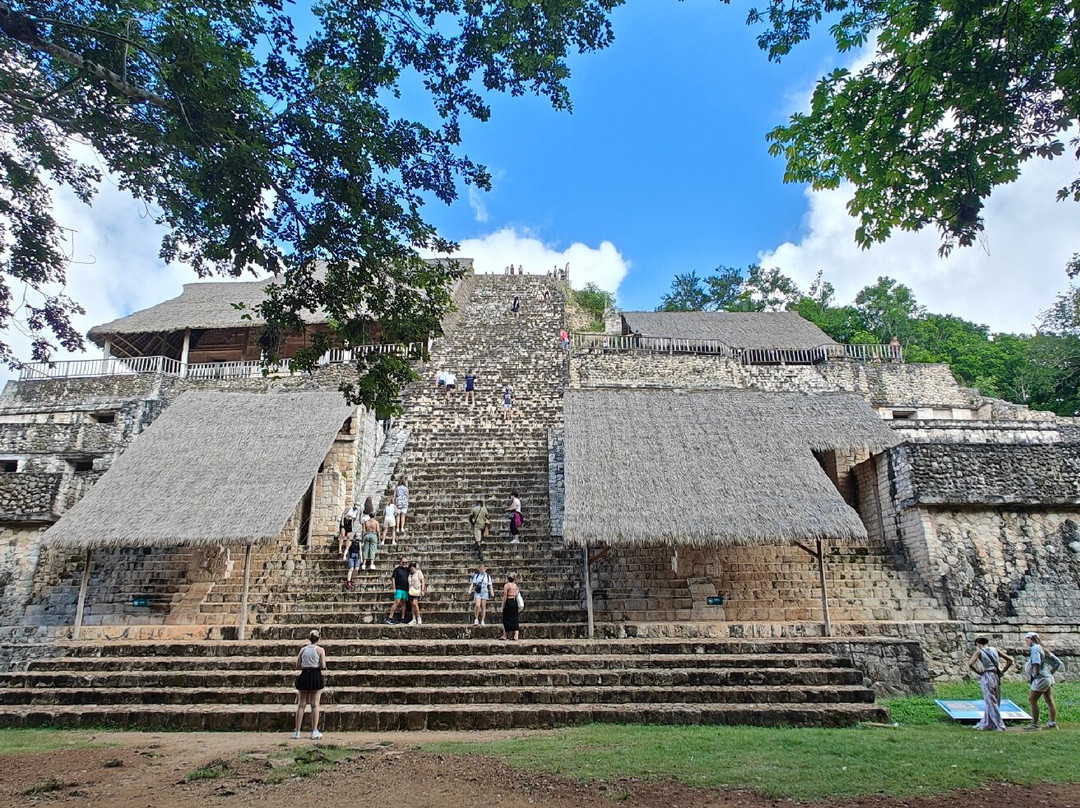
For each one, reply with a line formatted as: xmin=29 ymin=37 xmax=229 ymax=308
xmin=386 ymin=557 xmax=411 ymax=624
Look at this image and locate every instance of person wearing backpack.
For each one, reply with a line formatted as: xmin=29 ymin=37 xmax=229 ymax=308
xmin=966 ymin=637 xmax=1013 ymax=731
xmin=1023 ymin=631 xmax=1061 ymax=730
xmin=468 ymin=564 xmax=494 ymax=626
xmin=469 ymin=499 xmax=489 ymax=552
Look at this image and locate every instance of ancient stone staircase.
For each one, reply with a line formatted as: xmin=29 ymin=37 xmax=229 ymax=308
xmin=0 ymin=274 xmax=899 ymax=728
xmin=0 ymin=636 xmax=887 ymax=729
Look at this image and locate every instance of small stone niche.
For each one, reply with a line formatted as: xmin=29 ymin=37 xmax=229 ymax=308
xmin=90 ymin=411 xmax=117 ymax=425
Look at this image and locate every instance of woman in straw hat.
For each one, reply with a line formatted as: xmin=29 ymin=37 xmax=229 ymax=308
xmin=292 ymin=629 xmax=326 ymax=740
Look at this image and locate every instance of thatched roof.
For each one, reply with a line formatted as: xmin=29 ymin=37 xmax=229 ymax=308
xmin=43 ymin=392 xmax=355 ymax=549
xmin=88 ymin=258 xmax=474 ymax=344
xmin=621 ymin=311 xmax=838 ymax=350
xmin=88 ymin=279 xmax=319 ymax=344
xmin=562 ymin=388 xmax=899 ymax=548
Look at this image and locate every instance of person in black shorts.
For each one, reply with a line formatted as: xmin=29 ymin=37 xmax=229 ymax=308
xmin=292 ymin=630 xmax=326 ymax=739
xmin=464 ymin=368 xmax=476 ymax=406
xmin=386 ymin=557 xmax=411 ymax=624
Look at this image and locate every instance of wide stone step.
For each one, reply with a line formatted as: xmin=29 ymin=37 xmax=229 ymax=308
xmin=0 ymin=701 xmax=888 ymax=730
xmin=24 ymin=651 xmax=857 ymax=673
xmin=0 ymin=681 xmax=873 ymax=707
xmin=10 ymin=636 xmax=909 ymax=659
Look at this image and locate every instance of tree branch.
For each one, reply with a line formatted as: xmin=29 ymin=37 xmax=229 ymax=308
xmin=0 ymin=4 xmax=175 ymax=110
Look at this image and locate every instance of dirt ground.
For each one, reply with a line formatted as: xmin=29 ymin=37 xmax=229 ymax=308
xmin=4 ymin=731 xmax=1079 ymax=808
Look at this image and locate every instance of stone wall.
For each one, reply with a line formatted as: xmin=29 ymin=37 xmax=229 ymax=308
xmin=0 ymin=524 xmax=48 ymax=625
xmin=892 ymin=420 xmax=1066 ymax=445
xmin=571 ymin=351 xmax=978 ymax=409
xmin=855 ymin=446 xmax=1080 ymax=671
xmin=905 ymin=443 xmax=1080 ymax=506
xmin=548 ymin=429 xmax=564 ymax=537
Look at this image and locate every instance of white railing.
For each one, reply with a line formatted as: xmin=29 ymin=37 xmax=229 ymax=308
xmin=735 ymin=346 xmax=831 ymax=365
xmin=17 ymin=342 xmax=426 ymax=382
xmin=569 ymin=333 xmax=904 ymax=365
xmin=570 ymin=333 xmax=735 ymax=357
xmin=841 ymin=343 xmax=904 ymax=363
xmin=18 ymin=355 xmax=184 ymax=380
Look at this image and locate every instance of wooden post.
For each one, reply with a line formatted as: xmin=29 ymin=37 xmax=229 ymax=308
xmin=583 ymin=546 xmax=594 ymax=640
xmin=238 ymin=542 xmax=253 ymax=641
xmin=816 ymin=539 xmax=832 ymax=637
xmin=179 ymin=329 xmax=191 ymax=378
xmin=73 ymin=548 xmax=93 ymax=640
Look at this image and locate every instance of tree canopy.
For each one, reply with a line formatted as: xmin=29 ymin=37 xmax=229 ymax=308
xmin=0 ymin=0 xmax=620 ymax=412
xmin=754 ymin=0 xmax=1080 ymax=257
xmin=657 ymin=265 xmax=1080 ymax=416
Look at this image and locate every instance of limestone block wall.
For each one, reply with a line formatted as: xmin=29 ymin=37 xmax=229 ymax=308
xmin=0 ymin=524 xmax=48 ymax=625
xmin=0 ymin=473 xmax=61 ymax=521
xmin=892 ymin=420 xmax=1065 ymax=445
xmin=856 ymin=445 xmax=1080 ymax=673
xmin=571 ymin=351 xmax=978 ymax=410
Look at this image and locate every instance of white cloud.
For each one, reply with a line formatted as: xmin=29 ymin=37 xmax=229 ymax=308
xmin=0 ymin=164 xmax=247 ymax=385
xmin=758 ymin=157 xmax=1077 ymax=334
xmin=466 ymin=186 xmax=489 ymax=224
xmin=438 ymin=227 xmax=630 ymax=297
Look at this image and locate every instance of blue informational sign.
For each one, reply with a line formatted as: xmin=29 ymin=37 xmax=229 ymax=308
xmin=934 ymin=699 xmax=1031 ymax=722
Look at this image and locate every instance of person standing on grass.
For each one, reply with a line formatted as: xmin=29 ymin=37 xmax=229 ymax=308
xmin=967 ymin=636 xmax=1012 ymax=731
xmin=1024 ymin=631 xmax=1060 ymax=730
xmin=406 ymin=561 xmax=426 ymax=625
xmin=469 ymin=564 xmax=494 ymax=626
xmin=500 ymin=573 xmax=520 ymax=641
xmin=395 ymin=479 xmax=409 ymax=534
xmin=386 ymin=556 xmax=411 ymax=624
xmin=292 ymin=629 xmax=325 ymax=740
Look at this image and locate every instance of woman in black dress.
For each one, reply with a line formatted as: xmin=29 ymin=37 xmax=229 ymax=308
xmin=501 ymin=573 xmax=520 ymax=641
xmin=292 ymin=630 xmax=326 ymax=739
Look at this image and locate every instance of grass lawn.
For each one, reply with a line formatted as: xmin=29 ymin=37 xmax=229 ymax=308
xmin=0 ymin=729 xmax=108 ymax=756
xmin=423 ymin=682 xmax=1080 ymax=801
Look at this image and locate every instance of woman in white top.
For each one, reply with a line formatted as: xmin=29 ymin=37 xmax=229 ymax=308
xmin=292 ymin=630 xmax=326 ymax=740
xmin=382 ymin=500 xmax=397 ymax=545
xmin=395 ymin=480 xmax=409 ymax=534
xmin=406 ymin=562 xmax=426 ymax=625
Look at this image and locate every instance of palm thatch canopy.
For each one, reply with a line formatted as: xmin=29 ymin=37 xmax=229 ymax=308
xmin=620 ymin=311 xmax=838 ymax=350
xmin=562 ymin=388 xmax=899 ymax=548
xmin=87 ymin=279 xmax=323 ymax=345
xmin=88 ymin=258 xmax=474 ymax=346
xmin=43 ymin=392 xmax=355 ymax=549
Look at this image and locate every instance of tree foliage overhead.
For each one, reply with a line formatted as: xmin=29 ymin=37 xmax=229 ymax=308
xmin=753 ymin=0 xmax=1080 ymax=256
xmin=0 ymin=0 xmax=621 ymax=409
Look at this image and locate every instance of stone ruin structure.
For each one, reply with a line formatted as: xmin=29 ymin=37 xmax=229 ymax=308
xmin=0 ymin=265 xmax=1074 ymax=730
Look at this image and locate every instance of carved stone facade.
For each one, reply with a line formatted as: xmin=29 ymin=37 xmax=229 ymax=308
xmin=569 ymin=347 xmax=1080 ymax=678
xmin=0 ymin=366 xmax=379 ymax=635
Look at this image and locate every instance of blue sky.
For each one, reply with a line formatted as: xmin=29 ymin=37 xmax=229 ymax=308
xmin=10 ymin=1 xmax=1079 ymax=377
xmin=425 ymin=0 xmax=833 ymax=308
